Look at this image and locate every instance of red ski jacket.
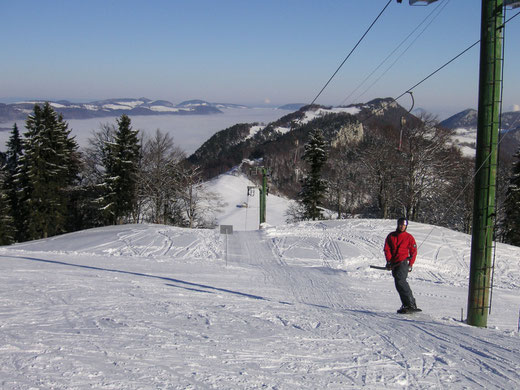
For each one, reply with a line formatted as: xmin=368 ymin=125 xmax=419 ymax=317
xmin=384 ymin=230 xmax=417 ymax=267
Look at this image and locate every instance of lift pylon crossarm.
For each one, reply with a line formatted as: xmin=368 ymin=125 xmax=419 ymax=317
xmin=505 ymin=0 xmax=520 ymax=9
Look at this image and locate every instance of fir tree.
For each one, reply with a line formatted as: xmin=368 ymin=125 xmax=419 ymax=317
xmin=300 ymin=129 xmax=328 ymax=220
xmin=0 ymin=168 xmax=15 ymax=245
xmin=17 ymin=103 xmax=80 ymax=240
xmin=3 ymin=123 xmax=24 ymax=241
xmin=503 ymin=148 xmax=520 ymax=246
xmin=100 ymin=114 xmax=141 ymax=224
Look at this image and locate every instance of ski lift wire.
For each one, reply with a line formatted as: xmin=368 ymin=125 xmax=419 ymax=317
xmin=416 ymin=6 xmax=518 ymax=251
xmin=343 ymin=0 xmax=450 ymax=107
xmin=309 ymin=0 xmax=393 ymax=106
xmin=359 ymin=5 xmax=519 ymax=127
xmin=340 ymin=0 xmax=445 ymax=105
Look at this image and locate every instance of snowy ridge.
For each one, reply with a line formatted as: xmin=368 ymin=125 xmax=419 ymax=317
xmin=0 ymin=98 xmax=242 ymax=121
xmin=1 ymin=215 xmax=520 ymax=388
xmin=297 ymin=106 xmax=361 ymax=126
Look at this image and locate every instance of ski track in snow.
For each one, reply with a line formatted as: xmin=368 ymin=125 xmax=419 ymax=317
xmin=1 ymin=220 xmax=520 ymax=388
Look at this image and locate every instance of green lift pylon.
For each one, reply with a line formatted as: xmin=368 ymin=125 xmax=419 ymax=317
xmin=259 ymin=167 xmax=267 ymax=226
xmin=467 ymin=0 xmax=505 ymax=328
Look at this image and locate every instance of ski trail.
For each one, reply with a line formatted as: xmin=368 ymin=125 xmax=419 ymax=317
xmin=225 ymin=229 xmax=520 ymax=388
xmin=228 ymin=230 xmax=354 ymax=311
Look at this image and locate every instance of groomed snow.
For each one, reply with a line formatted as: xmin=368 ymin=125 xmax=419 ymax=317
xmin=1 ymin=173 xmax=520 ymax=388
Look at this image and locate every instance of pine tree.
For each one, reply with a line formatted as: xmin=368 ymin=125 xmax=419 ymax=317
xmin=503 ymin=148 xmax=520 ymax=246
xmin=0 ymin=167 xmax=15 ymax=245
xmin=299 ymin=129 xmax=328 ymax=220
xmin=100 ymin=114 xmax=141 ymax=224
xmin=3 ymin=123 xmax=23 ymax=241
xmin=17 ymin=103 xmax=80 ymax=240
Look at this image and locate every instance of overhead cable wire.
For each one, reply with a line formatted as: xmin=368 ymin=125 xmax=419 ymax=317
xmin=360 ymin=8 xmax=519 ymax=124
xmin=350 ymin=7 xmax=520 ymax=254
xmin=350 ymin=0 xmax=450 ymax=105
xmin=356 ymin=38 xmax=480 ymax=127
xmin=393 ymin=7 xmax=520 ymax=109
xmin=406 ymin=9 xmax=520 ymax=252
xmin=341 ymin=0 xmax=450 ymax=106
xmin=504 ymin=8 xmax=520 ymax=24
xmin=309 ymin=0 xmax=393 ymax=106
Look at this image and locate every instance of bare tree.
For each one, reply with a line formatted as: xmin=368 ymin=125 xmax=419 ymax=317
xmin=178 ymin=165 xmax=226 ymax=228
xmin=325 ymin=144 xmax=369 ymax=218
xmin=359 ymin=130 xmax=402 ymax=219
xmin=83 ymin=123 xmax=117 ymax=187
xmin=138 ymin=129 xmax=185 ymax=224
xmin=395 ymin=113 xmax=458 ymax=221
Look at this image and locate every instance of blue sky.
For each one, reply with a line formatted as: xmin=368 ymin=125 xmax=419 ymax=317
xmin=1 ymin=0 xmax=519 ymax=118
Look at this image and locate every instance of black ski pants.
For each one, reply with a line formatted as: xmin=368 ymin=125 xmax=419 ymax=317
xmin=392 ymin=261 xmax=416 ymax=308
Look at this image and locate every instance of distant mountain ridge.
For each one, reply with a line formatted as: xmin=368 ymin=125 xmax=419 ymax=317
xmin=188 ymin=98 xmax=419 ymax=194
xmin=0 ymin=98 xmax=249 ymax=122
xmin=440 ymin=108 xmax=520 ymax=130
xmin=440 ymin=109 xmax=478 ymax=129
xmin=440 ymin=108 xmax=520 ymax=157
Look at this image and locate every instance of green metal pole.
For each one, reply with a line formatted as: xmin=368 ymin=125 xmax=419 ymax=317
xmin=259 ymin=168 xmax=267 ymax=225
xmin=467 ymin=0 xmax=504 ymax=327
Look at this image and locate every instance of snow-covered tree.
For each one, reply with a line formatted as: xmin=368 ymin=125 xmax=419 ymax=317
xmin=17 ymin=103 xmax=80 ymax=240
xmin=299 ymin=129 xmax=328 ymax=220
xmin=2 ymin=123 xmax=24 ymax=241
xmin=99 ymin=114 xmax=141 ymax=224
xmin=0 ymin=168 xmax=15 ymax=245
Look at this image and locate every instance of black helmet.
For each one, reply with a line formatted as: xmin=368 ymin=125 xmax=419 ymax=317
xmin=397 ymin=217 xmax=408 ymax=226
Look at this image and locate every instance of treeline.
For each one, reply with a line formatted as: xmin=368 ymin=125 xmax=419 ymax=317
xmin=2 ymin=102 xmax=518 ymax=247
xmin=0 ymin=103 xmax=223 ymax=245
xmin=264 ymin=111 xmax=517 ymax=245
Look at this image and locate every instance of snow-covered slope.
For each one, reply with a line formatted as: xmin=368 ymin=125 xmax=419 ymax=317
xmin=205 ymin=171 xmax=293 ymax=230
xmin=451 ymin=127 xmax=477 ymax=157
xmin=1 ymin=217 xmax=520 ymax=388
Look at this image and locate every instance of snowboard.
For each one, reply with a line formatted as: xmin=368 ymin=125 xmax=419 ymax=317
xmin=397 ymin=307 xmax=423 ymax=314
xmin=370 ymin=265 xmax=390 ymax=270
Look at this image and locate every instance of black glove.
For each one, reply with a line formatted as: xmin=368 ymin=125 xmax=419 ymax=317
xmin=408 ymin=266 xmax=413 ymax=272
xmin=386 ymin=262 xmax=392 ymax=270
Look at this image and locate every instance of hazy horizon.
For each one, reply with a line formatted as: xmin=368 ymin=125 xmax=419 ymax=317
xmin=0 ymin=108 xmax=288 ymax=155
xmin=2 ymin=1 xmax=519 ymax=117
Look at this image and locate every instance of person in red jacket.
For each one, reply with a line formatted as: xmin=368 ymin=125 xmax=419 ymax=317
xmin=384 ymin=217 xmax=420 ymax=314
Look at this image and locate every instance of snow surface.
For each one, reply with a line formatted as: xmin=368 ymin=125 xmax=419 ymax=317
xmin=149 ymin=106 xmax=184 ymax=113
xmin=205 ymin=171 xmax=293 ymax=230
xmin=297 ymin=107 xmax=361 ymax=126
xmin=450 ymin=127 xmax=477 ymax=158
xmin=1 ymin=172 xmax=520 ymax=389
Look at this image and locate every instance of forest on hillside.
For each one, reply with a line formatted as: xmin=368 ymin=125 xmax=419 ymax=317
xmin=1 ymin=101 xmax=519 ymax=246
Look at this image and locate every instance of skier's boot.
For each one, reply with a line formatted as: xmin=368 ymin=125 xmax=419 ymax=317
xmin=397 ymin=305 xmax=409 ymax=314
xmin=397 ymin=304 xmax=422 ymax=314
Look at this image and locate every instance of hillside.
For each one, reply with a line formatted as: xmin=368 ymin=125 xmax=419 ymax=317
xmin=204 ymin=170 xmax=294 ymax=230
xmin=1 ymin=218 xmax=520 ymax=388
xmin=188 ymin=98 xmax=417 ymax=190
xmin=441 ymin=109 xmax=520 ymax=158
xmin=440 ymin=109 xmax=520 ymax=131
